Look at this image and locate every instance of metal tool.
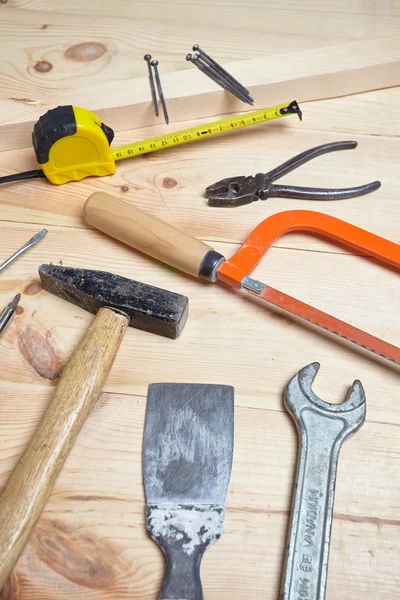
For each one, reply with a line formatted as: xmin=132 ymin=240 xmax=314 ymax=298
xmin=151 ymin=59 xmax=169 ymax=125
xmin=85 ymin=195 xmax=400 ymax=366
xmin=188 ymin=45 xmax=253 ymax=105
xmin=0 ymin=229 xmax=47 ymax=274
xmin=0 ymin=294 xmax=21 ymax=338
xmin=144 ymin=54 xmax=159 ymax=117
xmin=0 ymin=265 xmax=188 ymax=589
xmin=206 ymin=141 xmax=381 ymax=206
xmin=144 ymin=383 xmax=234 ymax=600
xmin=0 ymin=101 xmax=299 ymax=186
xmin=186 ymin=52 xmax=252 ymax=105
xmin=193 ymin=44 xmax=252 ymax=100
xmin=281 ymin=363 xmax=366 ymax=600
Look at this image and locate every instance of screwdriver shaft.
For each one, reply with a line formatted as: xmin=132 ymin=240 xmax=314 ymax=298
xmin=0 ymin=229 xmax=48 ymax=274
xmin=0 ymin=294 xmax=21 ymax=338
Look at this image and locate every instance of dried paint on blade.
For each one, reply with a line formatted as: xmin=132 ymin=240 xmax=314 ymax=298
xmin=147 ymin=503 xmax=225 ymax=556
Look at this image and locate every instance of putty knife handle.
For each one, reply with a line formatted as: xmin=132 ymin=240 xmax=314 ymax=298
xmin=0 ymin=307 xmax=128 ymax=589
xmin=147 ymin=503 xmax=225 ymax=600
xmin=84 ymin=192 xmax=225 ymax=282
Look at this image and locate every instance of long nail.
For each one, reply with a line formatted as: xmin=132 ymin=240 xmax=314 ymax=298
xmin=195 ymin=53 xmax=253 ymax=104
xmin=151 ymin=60 xmax=169 ymax=125
xmin=144 ymin=54 xmax=159 ymax=117
xmin=187 ymin=53 xmax=252 ymax=105
xmin=192 ymin=44 xmax=252 ymax=99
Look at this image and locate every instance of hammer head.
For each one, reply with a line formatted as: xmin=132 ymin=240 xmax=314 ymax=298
xmin=39 ymin=264 xmax=188 ymax=339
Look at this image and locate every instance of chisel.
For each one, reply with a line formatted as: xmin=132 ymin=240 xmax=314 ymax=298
xmin=84 ymin=192 xmax=400 ymax=366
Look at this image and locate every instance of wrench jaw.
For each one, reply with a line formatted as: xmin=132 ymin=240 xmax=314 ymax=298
xmin=285 ymin=362 xmax=366 ymax=434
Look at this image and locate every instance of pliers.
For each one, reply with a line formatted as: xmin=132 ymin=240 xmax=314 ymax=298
xmin=205 ymin=141 xmax=381 ymax=207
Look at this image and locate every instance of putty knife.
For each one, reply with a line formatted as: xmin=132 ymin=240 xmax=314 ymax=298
xmin=143 ymin=383 xmax=234 ymax=600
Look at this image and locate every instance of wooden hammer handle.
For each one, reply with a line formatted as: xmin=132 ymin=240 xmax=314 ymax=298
xmin=84 ymin=192 xmax=224 ymax=281
xmin=0 ymin=307 xmax=128 ymax=589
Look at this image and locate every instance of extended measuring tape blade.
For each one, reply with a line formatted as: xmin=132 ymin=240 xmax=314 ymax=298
xmin=112 ymin=100 xmax=302 ymax=161
xmin=0 ymin=101 xmax=301 ymax=186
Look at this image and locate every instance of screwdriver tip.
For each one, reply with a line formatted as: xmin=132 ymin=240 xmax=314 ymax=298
xmin=10 ymin=293 xmax=21 ymax=309
xmin=31 ymin=228 xmax=48 ymax=243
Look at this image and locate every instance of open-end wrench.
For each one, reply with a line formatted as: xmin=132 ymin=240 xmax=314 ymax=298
xmin=281 ymin=363 xmax=366 ymax=600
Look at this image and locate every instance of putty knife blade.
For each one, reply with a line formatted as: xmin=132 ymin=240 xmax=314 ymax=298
xmin=143 ymin=383 xmax=234 ymax=600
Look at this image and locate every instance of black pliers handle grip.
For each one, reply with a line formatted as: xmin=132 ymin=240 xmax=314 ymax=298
xmin=205 ymin=141 xmax=381 ymax=207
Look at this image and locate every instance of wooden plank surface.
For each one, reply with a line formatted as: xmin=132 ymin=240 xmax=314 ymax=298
xmin=0 ymin=2 xmax=399 ymax=599
xmin=1 ymin=35 xmax=399 ymax=151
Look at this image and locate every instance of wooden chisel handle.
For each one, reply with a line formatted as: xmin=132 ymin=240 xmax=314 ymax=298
xmin=84 ymin=192 xmax=225 ymax=281
xmin=0 ymin=307 xmax=128 ymax=589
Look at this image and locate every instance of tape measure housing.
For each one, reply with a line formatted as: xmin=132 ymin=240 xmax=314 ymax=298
xmin=33 ymin=106 xmax=116 ymax=184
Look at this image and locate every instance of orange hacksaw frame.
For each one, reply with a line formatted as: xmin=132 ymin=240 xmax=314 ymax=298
xmin=217 ymin=210 xmax=400 ymax=364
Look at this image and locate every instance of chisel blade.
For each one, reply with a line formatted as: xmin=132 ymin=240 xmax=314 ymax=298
xmin=143 ymin=383 xmax=234 ymax=600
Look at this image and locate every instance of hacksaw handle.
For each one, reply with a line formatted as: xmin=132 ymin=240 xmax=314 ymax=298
xmin=84 ymin=192 xmax=224 ymax=281
xmin=0 ymin=307 xmax=128 ymax=589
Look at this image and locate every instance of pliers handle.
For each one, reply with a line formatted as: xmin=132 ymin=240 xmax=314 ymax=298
xmin=205 ymin=141 xmax=381 ymax=207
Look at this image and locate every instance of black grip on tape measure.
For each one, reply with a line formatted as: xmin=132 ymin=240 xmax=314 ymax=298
xmin=32 ymin=105 xmax=77 ymax=164
xmin=100 ymin=122 xmax=115 ymax=146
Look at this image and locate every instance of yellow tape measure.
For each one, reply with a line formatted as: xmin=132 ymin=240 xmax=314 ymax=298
xmin=113 ymin=100 xmax=301 ymax=161
xmin=0 ymin=101 xmax=301 ymax=186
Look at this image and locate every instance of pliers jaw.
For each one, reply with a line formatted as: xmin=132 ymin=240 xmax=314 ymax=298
xmin=206 ymin=173 xmax=269 ymax=207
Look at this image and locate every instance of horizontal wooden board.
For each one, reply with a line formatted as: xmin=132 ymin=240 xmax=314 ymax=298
xmin=0 ymin=390 xmax=398 ymax=598
xmin=0 ymin=35 xmax=398 ymax=151
xmin=0 ymin=4 xmax=349 ymax=102
xmin=7 ymin=1 xmax=400 ymax=38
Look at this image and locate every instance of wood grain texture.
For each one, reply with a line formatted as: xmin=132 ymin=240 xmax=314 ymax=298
xmin=0 ymin=3 xmax=354 ymax=100
xmin=0 ymin=35 xmax=399 ymax=151
xmin=0 ymin=1 xmax=399 ymax=598
xmin=0 ymin=90 xmax=398 ymax=252
xmin=6 ymin=0 xmax=400 ymax=37
xmin=1 ymin=223 xmax=400 ymax=427
xmin=0 ymin=307 xmax=128 ymax=589
xmin=0 ymin=389 xmax=398 ymax=598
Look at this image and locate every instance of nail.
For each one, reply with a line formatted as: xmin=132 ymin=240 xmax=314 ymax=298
xmin=151 ymin=59 xmax=169 ymax=125
xmin=192 ymin=44 xmax=252 ymax=100
xmin=187 ymin=53 xmax=252 ymax=105
xmin=195 ymin=53 xmax=253 ymax=104
xmin=144 ymin=54 xmax=159 ymax=117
